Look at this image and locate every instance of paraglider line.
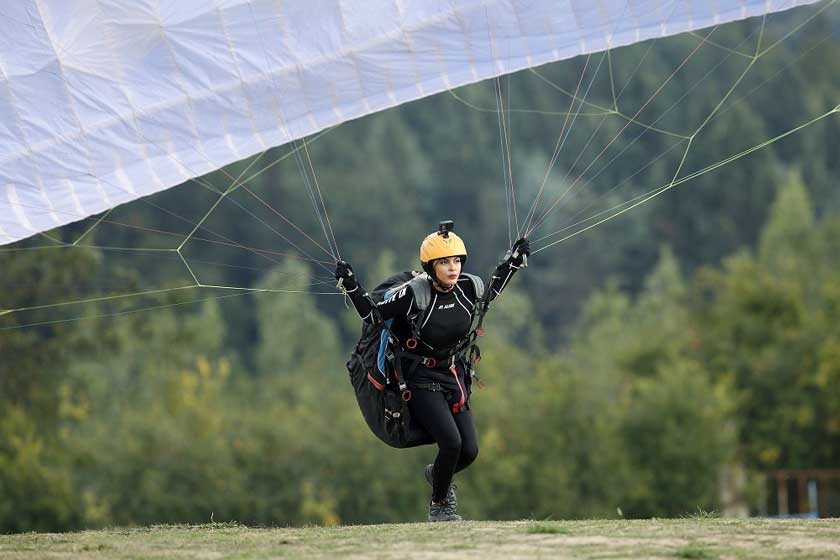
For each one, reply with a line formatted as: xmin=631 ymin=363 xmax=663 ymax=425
xmin=217 ymin=185 xmax=335 ymax=272
xmin=293 ymin=139 xmax=339 ymax=261
xmin=303 ymin=138 xmax=341 ymax=261
xmin=501 ymin=76 xmax=519 ymax=237
xmin=521 ymin=54 xmax=593 ymax=233
xmin=0 ymin=286 xmax=341 ymax=331
xmin=527 ymin=25 xmax=719 ymax=236
xmin=535 ymin=12 xmax=835 ymax=245
xmin=532 ymin=107 xmax=837 ymax=253
xmin=494 ymin=79 xmax=513 ymax=245
xmin=495 ymin=77 xmax=518 ymax=242
xmin=3 ymin=285 xmax=197 ymax=314
xmin=706 ymin=32 xmax=834 ymax=127
xmin=529 ymin=69 xmax=690 ymax=139
xmin=0 ymin=198 xmax=331 ymax=268
xmin=176 ymin=152 xmax=266 ymax=252
xmin=526 ymin=50 xmax=612 ymax=233
xmin=178 ymin=251 xmax=201 ymax=285
xmin=688 ymin=32 xmax=755 ymax=59
xmin=0 ymin=272 xmax=340 ymax=320
xmin=531 ymin=20 xmax=763 ymax=243
xmin=448 ymin=90 xmax=611 ymax=117
xmin=0 ymin=291 xmax=252 ymax=331
xmin=234 ymin=127 xmax=337 ymax=189
xmin=165 ymin=143 xmax=340 ymax=276
xmin=88 ymin=176 xmax=292 ymax=269
xmin=607 ymin=49 xmax=618 ymax=112
xmin=198 ymin=283 xmax=341 ymax=294
xmin=543 ymin=22 xmax=761 ymax=230
xmin=72 ymin=208 xmax=113 ymax=246
xmin=531 ymin=138 xmax=688 ymax=245
xmin=757 ymin=0 xmax=837 ymax=58
xmin=39 ymin=62 xmax=340 ymax=269
xmin=37 ymin=231 xmax=63 ymax=244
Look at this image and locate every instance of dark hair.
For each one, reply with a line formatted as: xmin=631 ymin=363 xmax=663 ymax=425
xmin=422 ymin=255 xmax=466 ymax=276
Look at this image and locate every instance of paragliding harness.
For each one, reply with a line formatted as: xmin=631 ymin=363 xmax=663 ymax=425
xmin=345 ymin=271 xmax=486 ymax=449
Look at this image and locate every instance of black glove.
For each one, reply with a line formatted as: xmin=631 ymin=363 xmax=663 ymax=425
xmin=509 ymin=237 xmax=530 ymax=266
xmin=334 ymin=260 xmax=358 ymax=291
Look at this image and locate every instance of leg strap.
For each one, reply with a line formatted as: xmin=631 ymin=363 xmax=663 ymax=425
xmin=412 ymin=382 xmax=444 ymax=392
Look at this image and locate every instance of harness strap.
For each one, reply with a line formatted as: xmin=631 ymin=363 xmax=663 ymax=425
xmin=401 ymin=349 xmax=471 ymax=370
xmin=405 ymin=273 xmax=484 ymax=354
xmin=380 ymin=272 xmax=492 ymax=393
xmin=411 ymin=382 xmax=444 ymax=392
xmin=400 ymin=351 xmax=443 ymax=382
xmin=365 ymin=292 xmax=411 ymax=398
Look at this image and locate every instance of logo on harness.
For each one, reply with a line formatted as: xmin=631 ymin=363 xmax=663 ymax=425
xmin=383 ymin=287 xmax=407 ymax=304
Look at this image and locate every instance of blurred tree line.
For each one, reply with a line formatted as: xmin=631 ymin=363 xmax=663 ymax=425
xmin=2 ymin=174 xmax=839 ymax=532
xmin=1 ymin=8 xmax=839 ymax=532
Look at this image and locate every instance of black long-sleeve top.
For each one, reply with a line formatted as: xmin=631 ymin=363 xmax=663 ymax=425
xmin=344 ymin=260 xmax=520 ymax=357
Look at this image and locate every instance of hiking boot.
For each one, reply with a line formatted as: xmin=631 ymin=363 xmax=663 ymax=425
xmin=428 ymin=499 xmax=462 ymax=522
xmin=424 ymin=464 xmax=457 ymax=509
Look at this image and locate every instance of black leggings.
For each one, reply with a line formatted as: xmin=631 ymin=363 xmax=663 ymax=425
xmin=408 ymin=389 xmax=479 ymax=502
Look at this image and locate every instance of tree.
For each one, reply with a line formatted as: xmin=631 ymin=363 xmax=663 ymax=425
xmin=692 ymin=179 xmax=840 ymax=468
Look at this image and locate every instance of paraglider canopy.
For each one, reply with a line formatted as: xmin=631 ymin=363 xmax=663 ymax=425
xmin=0 ymin=0 xmax=819 ymax=245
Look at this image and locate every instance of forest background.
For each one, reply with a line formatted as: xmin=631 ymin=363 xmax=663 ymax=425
xmin=1 ymin=5 xmax=839 ymax=533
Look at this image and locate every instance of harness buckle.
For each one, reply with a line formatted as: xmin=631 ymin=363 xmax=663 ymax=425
xmin=423 ymin=357 xmax=437 ymax=368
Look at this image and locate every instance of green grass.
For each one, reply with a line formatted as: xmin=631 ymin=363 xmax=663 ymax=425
xmin=676 ymin=544 xmax=715 ymax=559
xmin=1 ymin=518 xmax=839 ymax=559
xmin=526 ymin=522 xmax=570 ymax=534
xmin=686 ymin=508 xmax=722 ymax=520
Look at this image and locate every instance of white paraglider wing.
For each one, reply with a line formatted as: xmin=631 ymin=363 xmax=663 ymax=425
xmin=0 ymin=0 xmax=820 ymax=245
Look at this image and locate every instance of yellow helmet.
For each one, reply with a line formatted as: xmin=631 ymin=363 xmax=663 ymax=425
xmin=419 ymin=230 xmax=468 ymax=266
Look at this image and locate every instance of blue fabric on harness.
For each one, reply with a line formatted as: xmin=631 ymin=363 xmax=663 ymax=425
xmin=376 ymin=319 xmax=393 ymax=378
xmin=376 ymin=283 xmax=407 ymax=379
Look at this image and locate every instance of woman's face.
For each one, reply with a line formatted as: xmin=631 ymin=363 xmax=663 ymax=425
xmin=432 ymin=256 xmax=462 ymax=288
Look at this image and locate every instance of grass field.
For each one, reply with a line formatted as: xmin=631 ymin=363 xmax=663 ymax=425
xmin=2 ymin=518 xmax=839 ymax=559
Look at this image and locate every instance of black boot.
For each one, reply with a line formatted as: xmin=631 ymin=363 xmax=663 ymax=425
xmin=424 ymin=464 xmax=457 ymax=509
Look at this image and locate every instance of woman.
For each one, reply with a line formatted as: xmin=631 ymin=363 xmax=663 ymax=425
xmin=335 ymin=223 xmax=529 ymax=521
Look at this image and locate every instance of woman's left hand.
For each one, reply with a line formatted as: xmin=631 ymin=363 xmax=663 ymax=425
xmin=510 ymin=237 xmax=530 ymax=266
xmin=335 ymin=260 xmax=358 ymax=290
